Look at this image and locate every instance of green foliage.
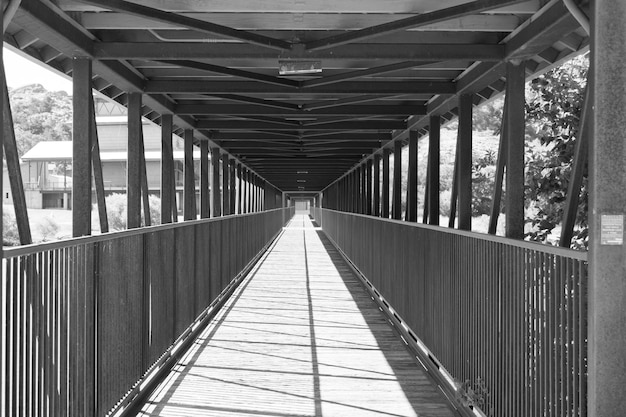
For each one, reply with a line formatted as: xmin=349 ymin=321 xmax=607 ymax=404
xmin=105 ymin=193 xmax=162 ymax=231
xmin=524 ymin=54 xmax=589 ymax=249
xmin=473 ymin=97 xmax=504 ymax=133
xmin=8 ymin=84 xmax=72 ymax=157
xmin=456 ymin=377 xmax=491 ymax=415
xmin=37 ymin=217 xmax=60 ymax=241
xmin=472 ymin=150 xmax=498 ymax=216
xmin=3 ymin=212 xmax=20 ymax=246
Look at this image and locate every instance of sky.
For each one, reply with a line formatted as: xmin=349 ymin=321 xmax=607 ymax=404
xmin=4 ymin=46 xmax=73 ymax=94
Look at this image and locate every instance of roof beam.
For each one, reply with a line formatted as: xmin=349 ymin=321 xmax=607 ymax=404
xmin=300 ymin=61 xmax=434 ymax=88
xmin=93 ymin=43 xmax=504 ymax=62
xmin=145 ymin=80 xmax=456 ymax=95
xmin=203 ymin=94 xmax=301 ymax=111
xmin=505 ymin=0 xmax=581 ymax=60
xmin=75 ymin=0 xmax=292 ymax=51
xmin=197 ymin=119 xmax=406 ymax=130
xmin=304 ymin=0 xmax=530 ymax=51
xmin=157 ymin=60 xmax=299 ymax=88
xmin=210 ymin=132 xmax=391 ymax=141
xmin=396 ymin=0 xmax=585 ymax=141
xmin=175 ymin=104 xmax=426 ymax=116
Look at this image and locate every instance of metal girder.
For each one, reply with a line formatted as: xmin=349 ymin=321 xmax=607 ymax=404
xmin=210 ymin=131 xmax=391 ymax=141
xmin=94 ymin=42 xmax=504 ymax=62
xmin=505 ymin=0 xmax=581 ymax=60
xmin=300 ymin=61 xmax=438 ymax=88
xmin=75 ymin=0 xmax=291 ymax=50
xmin=197 ymin=119 xmax=406 ymax=130
xmin=304 ymin=0 xmax=530 ymax=50
xmin=145 ymin=80 xmax=456 ymax=95
xmin=157 ymin=59 xmax=299 ymax=88
xmin=175 ymin=104 xmax=426 ymax=116
xmin=16 ymin=0 xmax=211 ymax=141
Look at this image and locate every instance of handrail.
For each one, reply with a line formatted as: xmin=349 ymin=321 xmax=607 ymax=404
xmin=318 ymin=208 xmax=587 ymax=261
xmin=3 ymin=207 xmax=289 ymax=258
xmin=1 ymin=206 xmax=296 ymax=417
xmin=312 ymin=207 xmax=588 ymax=417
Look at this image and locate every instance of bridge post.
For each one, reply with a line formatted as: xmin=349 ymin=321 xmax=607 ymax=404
xmin=407 ymin=130 xmax=418 ymax=222
xmin=183 ymin=129 xmax=196 ymax=220
xmin=160 ymin=114 xmax=174 ymax=223
xmin=229 ymin=160 xmax=236 ymax=214
xmin=392 ymin=140 xmax=403 ymax=220
xmin=366 ymin=159 xmax=373 ymax=215
xmin=458 ymin=93 xmax=473 ymax=231
xmin=428 ymin=116 xmax=441 ymax=225
xmin=373 ymin=154 xmax=381 ymax=216
xmin=72 ymin=57 xmax=93 ymax=236
xmin=200 ymin=140 xmax=210 ymax=218
xmin=0 ymin=37 xmax=3 ymax=256
xmin=505 ymin=61 xmax=526 ymax=239
xmin=382 ymin=148 xmax=390 ymax=218
xmin=237 ymin=163 xmax=242 ymax=214
xmin=221 ymin=154 xmax=230 ymax=215
xmin=127 ymin=92 xmax=142 ymax=229
xmin=211 ymin=147 xmax=221 ymax=217
xmin=589 ymin=1 xmax=626 ymax=414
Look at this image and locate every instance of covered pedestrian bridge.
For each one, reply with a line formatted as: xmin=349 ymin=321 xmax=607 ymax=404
xmin=1 ymin=0 xmax=623 ymax=416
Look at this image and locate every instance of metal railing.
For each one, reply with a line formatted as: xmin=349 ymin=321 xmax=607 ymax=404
xmin=1 ymin=207 xmax=295 ymax=417
xmin=312 ymin=208 xmax=587 ymax=417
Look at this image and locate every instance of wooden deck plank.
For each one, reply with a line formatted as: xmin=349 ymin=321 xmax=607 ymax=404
xmin=139 ymin=215 xmax=457 ymax=417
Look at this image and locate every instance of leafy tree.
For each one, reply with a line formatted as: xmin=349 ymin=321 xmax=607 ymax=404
xmin=524 ymin=54 xmax=589 ymax=249
xmin=472 ymin=150 xmax=498 ymax=216
xmin=8 ymin=84 xmax=72 ymax=156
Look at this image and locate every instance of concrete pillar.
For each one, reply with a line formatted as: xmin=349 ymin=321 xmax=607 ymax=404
xmin=589 ymin=1 xmax=626 ymax=414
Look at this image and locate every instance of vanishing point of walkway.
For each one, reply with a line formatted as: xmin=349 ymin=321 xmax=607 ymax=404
xmin=139 ymin=215 xmax=457 ymax=417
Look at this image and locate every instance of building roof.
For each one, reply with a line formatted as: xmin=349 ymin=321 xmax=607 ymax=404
xmin=21 ymin=141 xmax=200 ymax=162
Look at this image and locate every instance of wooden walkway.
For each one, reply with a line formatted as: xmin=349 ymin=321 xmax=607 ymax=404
xmin=139 ymin=215 xmax=458 ymax=417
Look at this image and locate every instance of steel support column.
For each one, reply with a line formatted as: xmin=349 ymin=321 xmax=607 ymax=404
xmin=373 ymin=154 xmax=381 ymax=217
xmin=200 ymin=140 xmax=210 ymax=218
xmin=505 ymin=62 xmax=526 ymax=239
xmin=160 ymin=114 xmax=174 ymax=223
xmin=139 ymin=122 xmax=151 ymax=226
xmin=382 ymin=148 xmax=390 ymax=218
xmin=89 ymin=95 xmax=108 ymax=233
xmin=222 ymin=154 xmax=230 ymax=215
xmin=229 ymin=160 xmax=236 ymax=214
xmin=458 ymin=94 xmax=473 ymax=231
xmin=407 ymin=130 xmax=418 ymax=222
xmin=589 ymin=2 xmax=626 ymax=414
xmin=366 ymin=159 xmax=373 ymax=215
xmin=392 ymin=141 xmax=403 ymax=220
xmin=428 ymin=116 xmax=440 ymax=225
xmin=183 ymin=129 xmax=195 ymax=220
xmin=72 ymin=57 xmax=93 ymax=236
xmin=127 ymin=92 xmax=142 ymax=229
xmin=211 ymin=147 xmax=221 ymax=217
xmin=237 ymin=163 xmax=242 ymax=214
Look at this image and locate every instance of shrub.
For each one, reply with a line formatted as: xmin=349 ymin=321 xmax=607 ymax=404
xmin=104 ymin=193 xmax=161 ymax=231
xmin=3 ymin=212 xmax=20 ymax=246
xmin=37 ymin=217 xmax=60 ymax=241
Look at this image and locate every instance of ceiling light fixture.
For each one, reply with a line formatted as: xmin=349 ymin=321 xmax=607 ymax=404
xmin=279 ymin=60 xmax=322 ymax=75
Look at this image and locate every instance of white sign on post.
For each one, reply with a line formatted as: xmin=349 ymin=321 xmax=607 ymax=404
xmin=600 ymin=214 xmax=624 ymax=245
